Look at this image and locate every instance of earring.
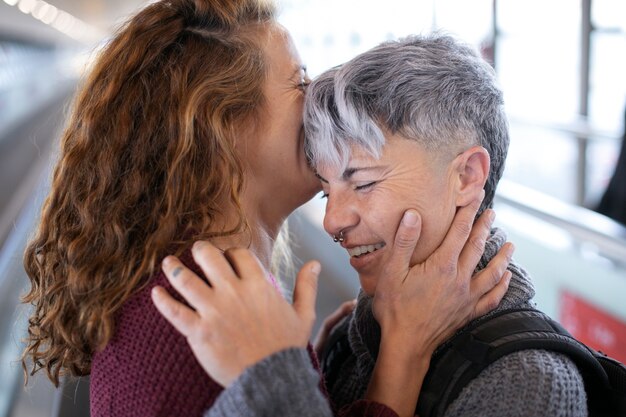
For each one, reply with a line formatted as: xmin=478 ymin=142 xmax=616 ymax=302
xmin=333 ymin=231 xmax=345 ymax=243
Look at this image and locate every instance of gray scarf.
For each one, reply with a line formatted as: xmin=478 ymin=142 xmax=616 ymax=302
xmin=330 ymin=228 xmax=536 ymax=407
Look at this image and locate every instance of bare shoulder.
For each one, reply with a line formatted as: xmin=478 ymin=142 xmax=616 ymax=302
xmin=444 ymin=349 xmax=588 ymax=417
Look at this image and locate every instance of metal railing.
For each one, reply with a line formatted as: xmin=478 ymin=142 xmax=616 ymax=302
xmin=507 ymin=115 xmax=624 ymax=208
xmin=495 ymin=178 xmax=626 ymax=266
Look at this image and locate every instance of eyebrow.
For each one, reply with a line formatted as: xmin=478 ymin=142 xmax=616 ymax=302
xmin=315 ymin=172 xmax=328 ymax=183
xmin=316 ymin=166 xmax=386 ymax=183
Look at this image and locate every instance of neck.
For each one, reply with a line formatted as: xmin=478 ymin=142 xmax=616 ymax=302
xmin=206 ymin=219 xmax=278 ymax=272
xmin=237 ymin=177 xmax=300 ymax=270
xmin=241 ymin=199 xmax=289 ymax=271
xmin=207 ymin=192 xmax=291 ymax=272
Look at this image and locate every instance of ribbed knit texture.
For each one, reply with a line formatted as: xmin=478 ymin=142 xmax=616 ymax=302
xmin=206 ymin=346 xmax=399 ymax=417
xmin=327 ymin=228 xmax=588 ymax=417
xmin=206 ymin=348 xmax=326 ymax=416
xmin=90 ymin=250 xmax=221 ymax=417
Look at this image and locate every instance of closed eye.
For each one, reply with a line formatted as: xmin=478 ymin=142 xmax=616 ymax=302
xmin=355 ymin=182 xmax=376 ymax=191
xmin=297 ymin=78 xmax=311 ymax=91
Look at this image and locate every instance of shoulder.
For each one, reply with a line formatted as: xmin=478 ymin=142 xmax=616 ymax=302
xmin=90 ymin=249 xmax=221 ymax=416
xmin=444 ymin=349 xmax=588 ymax=417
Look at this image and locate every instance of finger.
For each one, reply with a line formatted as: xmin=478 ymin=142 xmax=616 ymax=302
xmin=473 ymin=270 xmax=512 ymax=318
xmin=162 ymin=255 xmax=214 ymax=313
xmin=151 ymin=285 xmax=200 ymax=337
xmin=457 ymin=208 xmax=496 ymax=273
xmin=384 ymin=210 xmax=422 ymax=279
xmin=313 ymin=299 xmax=356 ymax=356
xmin=433 ymin=190 xmax=485 ymax=264
xmin=292 ymin=261 xmax=321 ymax=331
xmin=192 ymin=241 xmax=238 ymax=287
xmin=223 ymin=247 xmax=267 ymax=283
xmin=469 ymin=242 xmax=515 ymax=299
xmin=323 ymin=299 xmax=357 ymax=333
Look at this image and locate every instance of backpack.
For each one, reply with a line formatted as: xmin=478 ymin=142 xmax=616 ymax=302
xmin=417 ymin=307 xmax=626 ymax=417
xmin=321 ymin=308 xmax=626 ymax=417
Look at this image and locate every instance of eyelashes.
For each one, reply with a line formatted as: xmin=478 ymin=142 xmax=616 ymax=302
xmin=296 ymin=79 xmax=311 ymax=91
xmin=320 ymin=181 xmax=377 ymax=200
xmin=355 ymin=182 xmax=376 ymax=191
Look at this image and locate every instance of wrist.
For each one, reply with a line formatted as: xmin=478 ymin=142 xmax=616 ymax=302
xmin=379 ymin=328 xmax=435 ymax=363
xmin=367 ymin=341 xmax=431 ymax=417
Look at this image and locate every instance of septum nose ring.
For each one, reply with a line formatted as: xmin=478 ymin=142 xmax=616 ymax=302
xmin=333 ymin=231 xmax=345 ymax=243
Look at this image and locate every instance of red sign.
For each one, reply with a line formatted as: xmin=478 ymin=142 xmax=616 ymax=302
xmin=559 ymin=290 xmax=626 ymax=364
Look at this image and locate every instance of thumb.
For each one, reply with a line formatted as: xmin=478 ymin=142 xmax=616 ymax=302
xmin=385 ymin=210 xmax=422 ymax=278
xmin=292 ymin=260 xmax=321 ymax=333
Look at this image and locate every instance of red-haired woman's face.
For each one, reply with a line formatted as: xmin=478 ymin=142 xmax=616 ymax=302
xmin=241 ymin=24 xmax=320 ymax=216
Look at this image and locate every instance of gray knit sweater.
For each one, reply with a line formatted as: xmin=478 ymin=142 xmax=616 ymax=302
xmin=328 ymin=228 xmax=588 ymax=417
xmin=206 ymin=347 xmax=335 ymax=417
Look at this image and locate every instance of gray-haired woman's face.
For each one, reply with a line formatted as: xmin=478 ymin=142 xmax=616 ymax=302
xmin=317 ymin=134 xmax=461 ymax=295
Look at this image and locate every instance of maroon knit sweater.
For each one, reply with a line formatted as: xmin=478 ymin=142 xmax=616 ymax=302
xmin=90 ymin=249 xmax=397 ymax=417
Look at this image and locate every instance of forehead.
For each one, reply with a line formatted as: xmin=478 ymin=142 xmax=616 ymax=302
xmin=316 ymin=136 xmax=448 ymax=180
xmin=315 ymin=143 xmax=378 ymax=176
xmin=262 ymin=24 xmax=302 ymax=73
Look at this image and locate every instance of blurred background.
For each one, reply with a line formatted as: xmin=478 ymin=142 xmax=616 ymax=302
xmin=1 ymin=0 xmax=625 ymax=416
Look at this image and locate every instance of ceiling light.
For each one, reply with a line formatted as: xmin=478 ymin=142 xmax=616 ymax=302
xmin=41 ymin=4 xmax=58 ymax=25
xmin=5 ymin=0 xmax=105 ymax=44
xmin=32 ymin=1 xmax=48 ymax=20
xmin=17 ymin=0 xmax=36 ymax=14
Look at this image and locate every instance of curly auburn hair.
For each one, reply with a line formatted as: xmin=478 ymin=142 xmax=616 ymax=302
xmin=22 ymin=0 xmax=276 ymax=386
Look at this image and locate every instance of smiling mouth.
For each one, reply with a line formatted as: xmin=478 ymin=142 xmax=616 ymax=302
xmin=347 ymin=242 xmax=386 ymax=258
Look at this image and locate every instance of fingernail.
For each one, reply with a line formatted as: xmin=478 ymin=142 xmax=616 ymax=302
xmin=487 ymin=209 xmax=496 ymax=225
xmin=310 ymin=261 xmax=321 ymax=275
xmin=162 ymin=256 xmax=174 ymax=267
xmin=151 ymin=286 xmax=163 ymax=300
xmin=192 ymin=241 xmax=205 ymax=252
xmin=506 ymin=242 xmax=515 ymax=259
xmin=479 ymin=189 xmax=486 ymax=201
xmin=402 ymin=210 xmax=418 ymax=226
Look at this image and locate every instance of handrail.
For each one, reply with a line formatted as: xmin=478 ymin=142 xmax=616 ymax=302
xmin=495 ymin=179 xmax=626 ymax=265
xmin=507 ymin=114 xmax=624 ymax=206
xmin=507 ymin=115 xmax=622 ymax=143
xmin=0 ymin=177 xmax=42 ymax=417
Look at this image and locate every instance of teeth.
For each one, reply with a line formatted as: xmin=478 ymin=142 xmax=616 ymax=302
xmin=348 ymin=242 xmax=385 ymax=258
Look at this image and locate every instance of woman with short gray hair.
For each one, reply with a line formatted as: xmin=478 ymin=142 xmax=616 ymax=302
xmin=306 ymin=33 xmax=587 ymax=417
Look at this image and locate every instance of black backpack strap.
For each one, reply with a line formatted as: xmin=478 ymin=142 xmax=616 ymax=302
xmin=416 ymin=307 xmax=618 ymax=417
xmin=596 ymin=354 xmax=626 ymax=416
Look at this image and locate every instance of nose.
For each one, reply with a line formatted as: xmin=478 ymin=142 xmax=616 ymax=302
xmin=323 ymin=191 xmax=359 ymax=239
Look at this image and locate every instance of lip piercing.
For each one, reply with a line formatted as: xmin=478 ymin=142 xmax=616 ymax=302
xmin=333 ymin=231 xmax=345 ymax=243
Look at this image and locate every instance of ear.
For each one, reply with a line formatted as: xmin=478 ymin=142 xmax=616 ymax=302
xmin=452 ymin=146 xmax=490 ymax=207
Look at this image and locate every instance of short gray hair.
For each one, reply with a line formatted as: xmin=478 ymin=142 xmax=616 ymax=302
xmin=304 ymin=33 xmax=509 ymax=213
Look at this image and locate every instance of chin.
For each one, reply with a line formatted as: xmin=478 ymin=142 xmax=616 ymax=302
xmin=285 ymin=176 xmax=321 ymax=211
xmin=358 ymin=275 xmax=377 ymax=297
xmin=298 ymin=172 xmax=322 ymax=200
